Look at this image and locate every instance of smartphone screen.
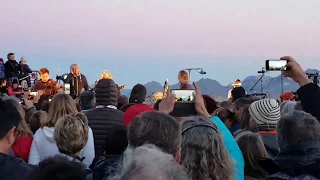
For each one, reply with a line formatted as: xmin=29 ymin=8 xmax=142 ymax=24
xmin=266 ymin=60 xmax=288 ymax=71
xmin=171 ymin=89 xmax=195 ymax=103
xmin=64 ymin=83 xmax=71 ymax=95
xmin=30 ymin=92 xmax=38 ymax=96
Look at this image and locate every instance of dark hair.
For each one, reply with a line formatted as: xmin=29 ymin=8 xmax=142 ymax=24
xmin=7 ymin=53 xmax=14 ymax=59
xmin=41 ymin=101 xmax=50 ymax=113
xmin=104 ymin=126 xmax=128 ymax=155
xmin=234 ymin=97 xmax=252 ymax=111
xmin=214 ymin=107 xmax=236 ymax=128
xmin=80 ymin=91 xmax=96 ymax=110
xmin=128 ymin=111 xmax=181 ymax=155
xmin=0 ymin=98 xmax=22 ymax=139
xmin=129 ymin=94 xmax=144 ymax=104
xmin=120 ymin=103 xmax=135 ymax=112
xmin=231 ymin=87 xmax=246 ymax=102
xmin=219 ymin=101 xmax=233 ymax=110
xmin=202 ymin=95 xmax=218 ymax=114
xmin=117 ymin=95 xmax=128 ymax=109
xmin=27 ymin=155 xmax=88 ymax=180
xmin=240 ymin=106 xmax=251 ymax=130
xmin=39 ymin=68 xmax=50 ymax=75
xmin=130 ymin=84 xmax=146 ymax=103
xmin=153 ymin=99 xmax=162 ymax=110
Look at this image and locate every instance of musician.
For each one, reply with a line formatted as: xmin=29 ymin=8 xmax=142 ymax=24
xmin=64 ymin=64 xmax=89 ymax=99
xmin=33 ymin=68 xmax=62 ymax=105
xmin=95 ymin=70 xmax=124 ymax=96
xmin=178 ymin=70 xmax=191 ymax=89
xmin=227 ymin=79 xmax=242 ymax=100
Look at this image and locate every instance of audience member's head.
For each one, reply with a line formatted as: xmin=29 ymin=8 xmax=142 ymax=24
xmin=117 ymin=95 xmax=128 ymax=109
xmin=249 ymin=99 xmax=280 ymax=128
xmin=98 ymin=70 xmax=113 ymax=81
xmin=181 ymin=117 xmax=234 ymax=180
xmin=213 ymin=107 xmax=236 ymax=129
xmin=123 ymin=104 xmax=154 ymax=126
xmin=236 ymin=131 xmax=268 ymax=179
xmin=280 ymin=101 xmax=297 ymax=115
xmin=233 ymin=97 xmax=252 ymax=121
xmin=240 ymin=106 xmax=251 ymax=130
xmin=54 ymin=113 xmax=89 ymax=157
xmin=231 ymin=86 xmax=246 ymax=102
xmin=40 ymin=101 xmax=50 ymax=113
xmin=277 ymin=110 xmax=320 ymax=151
xmin=0 ymin=98 xmax=23 ymax=154
xmin=104 ymin=125 xmax=128 ymax=156
xmin=120 ymin=103 xmax=135 ymax=112
xmin=295 ymin=101 xmax=303 ymax=111
xmin=46 ymin=94 xmax=78 ymax=127
xmin=130 ymin=84 xmax=147 ymax=103
xmin=29 ymin=111 xmax=48 ymax=134
xmin=27 ymin=156 xmax=88 ymax=180
xmin=80 ymin=91 xmax=96 ymax=111
xmin=219 ymin=100 xmax=233 ymax=111
xmin=128 ymin=111 xmax=181 ymax=162
xmin=202 ymin=94 xmax=218 ymax=114
xmin=111 ymin=144 xmax=189 ymax=180
xmin=280 ymin=92 xmax=294 ymax=102
xmin=94 ymin=79 xmax=118 ymax=107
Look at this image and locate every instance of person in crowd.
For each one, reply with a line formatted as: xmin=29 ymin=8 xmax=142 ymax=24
xmin=219 ymin=100 xmax=233 ymax=111
xmin=236 ymin=131 xmax=269 ymax=180
xmin=93 ymin=126 xmax=128 ymax=180
xmin=280 ymin=92 xmax=294 ymax=102
xmin=202 ymin=94 xmax=218 ymax=114
xmin=117 ymin=95 xmax=128 ymax=109
xmin=248 ymin=99 xmax=280 ymax=157
xmin=123 ymin=103 xmax=154 ymax=126
xmin=109 ymin=144 xmax=189 ymax=180
xmin=80 ymin=91 xmax=96 ymax=113
xmin=129 ymin=83 xmax=147 ymax=103
xmin=232 ymin=97 xmax=252 ymax=134
xmin=178 ymin=70 xmax=191 ymax=89
xmin=85 ymin=79 xmax=124 ymax=158
xmin=128 ymin=111 xmax=181 ymax=163
xmin=28 ymin=156 xmax=91 ymax=180
xmin=40 ymin=101 xmax=50 ymax=113
xmin=0 ymin=78 xmax=7 ymax=94
xmin=32 ymin=68 xmax=62 ymax=106
xmin=280 ymin=101 xmax=297 ymax=115
xmin=0 ymin=98 xmax=34 ymax=180
xmin=28 ymin=94 xmax=95 ymax=167
xmin=263 ymin=111 xmax=320 ymax=179
xmin=7 ymin=78 xmax=24 ymax=98
xmin=19 ymin=57 xmax=33 ymax=87
xmin=4 ymin=53 xmax=21 ymax=81
xmin=228 ymin=79 xmax=242 ymax=100
xmin=64 ymin=64 xmax=89 ymax=99
xmin=53 ymin=113 xmax=93 ymax=179
xmin=28 ymin=111 xmax=48 ymax=134
xmin=234 ymin=106 xmax=251 ymax=136
xmin=181 ymin=117 xmax=234 ymax=180
xmin=231 ymin=86 xmax=246 ymax=102
xmin=213 ymin=107 xmax=237 ymax=130
xmin=119 ymin=103 xmax=135 ymax=112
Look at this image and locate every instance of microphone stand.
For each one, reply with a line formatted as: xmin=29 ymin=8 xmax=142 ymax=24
xmin=249 ymin=68 xmax=265 ymax=95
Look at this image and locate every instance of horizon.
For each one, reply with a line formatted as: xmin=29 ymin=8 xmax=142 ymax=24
xmin=1 ymin=0 xmax=319 ymax=88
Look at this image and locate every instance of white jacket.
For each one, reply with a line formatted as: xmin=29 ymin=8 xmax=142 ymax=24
xmin=28 ymin=127 xmax=95 ymax=167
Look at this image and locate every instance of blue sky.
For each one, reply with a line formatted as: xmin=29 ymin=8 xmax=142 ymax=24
xmin=0 ymin=0 xmax=319 ymax=88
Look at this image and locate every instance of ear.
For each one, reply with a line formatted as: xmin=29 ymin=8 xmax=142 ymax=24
xmin=175 ymin=147 xmax=181 ymax=164
xmin=5 ymin=127 xmax=16 ymax=146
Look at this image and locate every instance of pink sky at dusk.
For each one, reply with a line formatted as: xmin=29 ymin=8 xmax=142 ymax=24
xmin=0 ymin=0 xmax=319 ymax=86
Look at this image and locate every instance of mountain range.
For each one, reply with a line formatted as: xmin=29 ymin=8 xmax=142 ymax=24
xmin=119 ymin=69 xmax=319 ymax=101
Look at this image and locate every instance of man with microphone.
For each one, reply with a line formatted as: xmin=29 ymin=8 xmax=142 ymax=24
xmin=64 ymin=64 xmax=89 ymax=99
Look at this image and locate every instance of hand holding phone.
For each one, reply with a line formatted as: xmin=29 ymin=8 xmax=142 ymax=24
xmin=265 ymin=59 xmax=288 ymax=71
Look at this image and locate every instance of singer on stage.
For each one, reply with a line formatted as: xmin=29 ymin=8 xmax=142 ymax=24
xmin=178 ymin=70 xmax=191 ymax=89
xmin=227 ymin=79 xmax=242 ymax=100
xmin=64 ymin=64 xmax=89 ymax=99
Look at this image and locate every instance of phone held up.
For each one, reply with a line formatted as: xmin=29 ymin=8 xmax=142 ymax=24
xmin=171 ymin=89 xmax=195 ymax=103
xmin=265 ymin=59 xmax=288 ymax=71
xmin=170 ymin=89 xmax=197 ymax=117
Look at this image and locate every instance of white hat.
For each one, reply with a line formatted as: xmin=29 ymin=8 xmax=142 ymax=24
xmin=249 ymin=99 xmax=280 ymax=125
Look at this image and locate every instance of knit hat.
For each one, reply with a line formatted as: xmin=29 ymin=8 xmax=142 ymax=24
xmin=123 ymin=104 xmax=154 ymax=126
xmin=280 ymin=92 xmax=294 ymax=101
xmin=94 ymin=79 xmax=118 ymax=107
xmin=249 ymin=99 xmax=280 ymax=125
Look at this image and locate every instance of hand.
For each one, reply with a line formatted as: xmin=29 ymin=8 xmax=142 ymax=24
xmin=21 ymin=98 xmax=34 ymax=110
xmin=281 ymin=56 xmax=310 ymax=86
xmin=38 ymin=90 xmax=44 ymax=96
xmin=159 ymin=89 xmax=176 ymax=114
xmin=33 ymin=93 xmax=41 ymax=104
xmin=193 ymin=82 xmax=211 ymax=118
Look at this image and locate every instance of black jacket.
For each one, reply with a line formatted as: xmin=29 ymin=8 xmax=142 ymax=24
xmin=4 ymin=60 xmax=20 ymax=79
xmin=93 ymin=155 xmax=122 ymax=180
xmin=297 ymin=83 xmax=320 ymax=121
xmin=0 ymin=153 xmax=35 ymax=180
xmin=65 ymin=73 xmax=89 ymax=98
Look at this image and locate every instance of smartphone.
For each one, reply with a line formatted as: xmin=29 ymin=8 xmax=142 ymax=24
xmin=171 ymin=89 xmax=195 ymax=103
xmin=30 ymin=92 xmax=38 ymax=96
xmin=266 ymin=60 xmax=288 ymax=71
xmin=64 ymin=83 xmax=70 ymax=95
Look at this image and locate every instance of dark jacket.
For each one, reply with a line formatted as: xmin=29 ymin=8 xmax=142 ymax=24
xmin=262 ymin=141 xmax=320 ymax=180
xmin=251 ymin=124 xmax=279 ymax=157
xmin=0 ymin=152 xmax=35 ymax=180
xmin=93 ymin=155 xmax=122 ymax=180
xmin=64 ymin=73 xmax=89 ymax=99
xmin=19 ymin=64 xmax=32 ymax=77
xmin=4 ymin=60 xmax=20 ymax=79
xmin=297 ymin=83 xmax=320 ymax=121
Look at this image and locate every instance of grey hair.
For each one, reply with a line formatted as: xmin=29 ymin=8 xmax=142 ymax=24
xmin=277 ymin=110 xmax=320 ymax=150
xmin=280 ymin=101 xmax=297 ymax=115
xmin=181 ymin=117 xmax=234 ymax=180
xmin=108 ymin=144 xmax=189 ymax=180
xmin=70 ymin=64 xmax=79 ymax=70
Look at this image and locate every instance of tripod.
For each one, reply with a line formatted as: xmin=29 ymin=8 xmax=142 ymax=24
xmin=249 ymin=67 xmax=266 ymax=95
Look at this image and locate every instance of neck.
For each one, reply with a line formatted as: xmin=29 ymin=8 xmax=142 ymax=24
xmin=0 ymin=142 xmax=10 ymax=155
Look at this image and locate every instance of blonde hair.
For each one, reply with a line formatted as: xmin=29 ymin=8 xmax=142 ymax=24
xmin=54 ymin=113 xmax=89 ymax=155
xmin=45 ymin=94 xmax=78 ymax=127
xmin=178 ymin=70 xmax=189 ymax=82
xmin=98 ymin=70 xmax=113 ymax=81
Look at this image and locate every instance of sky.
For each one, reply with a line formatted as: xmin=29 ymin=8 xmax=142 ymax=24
xmin=0 ymin=0 xmax=319 ymax=88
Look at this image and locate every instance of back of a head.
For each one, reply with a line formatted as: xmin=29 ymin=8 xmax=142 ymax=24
xmin=129 ymin=94 xmax=144 ymax=104
xmin=0 ymin=98 xmax=22 ymax=140
xmin=80 ymin=91 xmax=96 ymax=110
xmin=249 ymin=99 xmax=280 ymax=125
xmin=128 ymin=111 xmax=181 ymax=155
xmin=181 ymin=117 xmax=234 ymax=180
xmin=130 ymin=84 xmax=146 ymax=103
xmin=231 ymin=87 xmax=246 ymax=102
xmin=117 ymin=95 xmax=129 ymax=109
xmin=29 ymin=111 xmax=48 ymax=134
xmin=234 ymin=97 xmax=252 ymax=111
xmin=240 ymin=106 xmax=251 ymax=130
xmin=219 ymin=100 xmax=233 ymax=111
xmin=280 ymin=101 xmax=297 ymax=115
xmin=94 ymin=79 xmax=118 ymax=106
xmin=104 ymin=125 xmax=128 ymax=155
xmin=27 ymin=155 xmax=88 ymax=180
xmin=110 ymin=144 xmax=189 ymax=180
xmin=277 ymin=110 xmax=320 ymax=150
xmin=202 ymin=94 xmax=218 ymax=114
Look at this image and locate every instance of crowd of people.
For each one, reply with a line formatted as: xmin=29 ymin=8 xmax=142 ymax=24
xmin=0 ymin=55 xmax=320 ymax=180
